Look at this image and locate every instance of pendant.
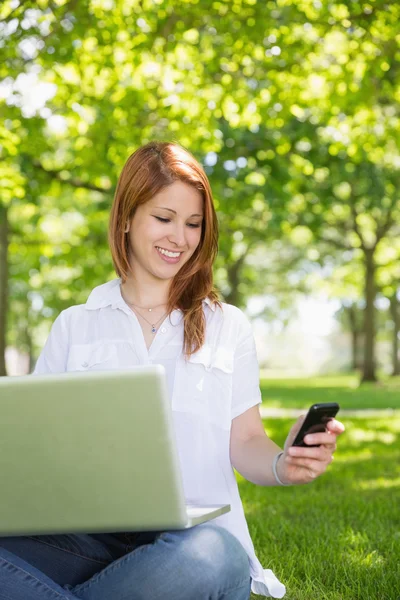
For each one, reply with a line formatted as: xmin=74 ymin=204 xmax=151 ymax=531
xmin=151 ymin=325 xmax=156 ymax=333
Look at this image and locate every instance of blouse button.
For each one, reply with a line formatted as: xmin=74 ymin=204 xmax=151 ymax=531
xmin=161 ymin=327 xmax=167 ymax=333
xmin=81 ymin=362 xmax=88 ymax=368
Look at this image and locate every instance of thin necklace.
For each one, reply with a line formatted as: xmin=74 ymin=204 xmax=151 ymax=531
xmin=120 ymin=289 xmax=168 ymax=333
xmin=131 ymin=306 xmax=168 ymax=334
xmin=126 ymin=300 xmax=167 ymax=313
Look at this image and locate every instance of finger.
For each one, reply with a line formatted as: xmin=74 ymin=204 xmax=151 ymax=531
xmin=303 ymin=432 xmax=338 ymax=448
xmin=288 ymin=445 xmax=333 ymax=462
xmin=285 ymin=459 xmax=326 ymax=481
xmin=285 ymin=455 xmax=331 ymax=473
xmin=326 ymin=419 xmax=345 ymax=435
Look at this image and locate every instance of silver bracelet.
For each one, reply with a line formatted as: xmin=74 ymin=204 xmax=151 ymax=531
xmin=272 ymin=451 xmax=290 ymax=486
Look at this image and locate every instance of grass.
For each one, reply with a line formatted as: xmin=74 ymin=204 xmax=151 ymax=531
xmin=240 ymin=376 xmax=400 ymax=599
xmin=259 ymin=373 xmax=400 ymax=410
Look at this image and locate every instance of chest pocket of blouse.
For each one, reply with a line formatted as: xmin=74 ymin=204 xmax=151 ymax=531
xmin=172 ymin=345 xmax=234 ymax=431
xmin=66 ymin=343 xmax=119 ymax=372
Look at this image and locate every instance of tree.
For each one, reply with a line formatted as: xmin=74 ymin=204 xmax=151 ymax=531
xmin=2 ymin=0 xmax=400 ymax=379
xmin=376 ymin=243 xmax=400 ymax=376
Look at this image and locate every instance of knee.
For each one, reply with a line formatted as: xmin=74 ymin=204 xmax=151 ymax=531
xmin=201 ymin=525 xmax=250 ymax=584
xmin=170 ymin=524 xmax=250 ymax=592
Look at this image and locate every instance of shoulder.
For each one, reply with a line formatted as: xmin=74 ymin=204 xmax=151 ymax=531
xmin=57 ymin=304 xmax=87 ymax=324
xmin=210 ymin=301 xmax=252 ymax=329
xmin=205 ymin=301 xmax=254 ymax=346
xmin=220 ymin=301 xmax=249 ymax=321
xmin=56 ymin=279 xmax=120 ymax=325
xmin=50 ymin=304 xmax=87 ymax=339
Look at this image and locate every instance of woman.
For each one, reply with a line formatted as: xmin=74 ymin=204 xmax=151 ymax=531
xmin=0 ymin=142 xmax=344 ymax=600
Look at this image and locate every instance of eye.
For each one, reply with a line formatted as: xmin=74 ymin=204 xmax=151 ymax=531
xmin=154 ymin=216 xmax=201 ymax=228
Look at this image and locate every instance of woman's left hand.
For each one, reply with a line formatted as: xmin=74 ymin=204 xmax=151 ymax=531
xmin=276 ymin=416 xmax=345 ymax=485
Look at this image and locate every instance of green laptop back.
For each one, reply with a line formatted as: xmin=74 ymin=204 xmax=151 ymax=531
xmin=0 ymin=366 xmax=187 ymax=536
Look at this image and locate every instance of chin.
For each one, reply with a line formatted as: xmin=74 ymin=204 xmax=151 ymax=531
xmin=151 ymin=268 xmax=178 ymax=280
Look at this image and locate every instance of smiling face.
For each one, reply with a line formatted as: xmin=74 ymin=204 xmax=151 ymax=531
xmin=125 ymin=180 xmax=204 ymax=284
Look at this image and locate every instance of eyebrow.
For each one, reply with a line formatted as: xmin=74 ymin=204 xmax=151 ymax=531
xmin=154 ymin=206 xmax=203 ymax=218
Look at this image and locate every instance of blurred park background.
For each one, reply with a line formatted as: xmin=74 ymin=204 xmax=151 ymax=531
xmin=2 ymin=0 xmax=400 ymax=384
xmin=1 ymin=2 xmax=400 ymax=598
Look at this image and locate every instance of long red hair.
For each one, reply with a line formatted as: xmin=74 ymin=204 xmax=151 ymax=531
xmin=109 ymin=141 xmax=220 ymax=357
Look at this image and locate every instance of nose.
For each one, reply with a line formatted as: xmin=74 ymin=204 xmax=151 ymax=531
xmin=167 ymin=222 xmax=187 ymax=248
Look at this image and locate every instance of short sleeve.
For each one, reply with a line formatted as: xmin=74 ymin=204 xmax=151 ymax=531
xmin=231 ymin=312 xmax=262 ymax=420
xmin=33 ymin=311 xmax=70 ymax=375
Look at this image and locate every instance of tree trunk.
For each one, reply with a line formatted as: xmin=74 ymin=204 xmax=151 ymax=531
xmin=347 ymin=304 xmax=361 ymax=371
xmin=26 ymin=325 xmax=35 ymax=374
xmin=224 ymin=268 xmax=240 ymax=306
xmin=224 ymin=254 xmax=247 ymax=307
xmin=362 ymin=249 xmax=377 ymax=382
xmin=0 ymin=204 xmax=9 ymax=376
xmin=390 ymin=293 xmax=400 ymax=376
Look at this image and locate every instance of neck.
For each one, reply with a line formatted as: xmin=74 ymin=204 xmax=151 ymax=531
xmin=120 ymin=276 xmax=169 ymax=309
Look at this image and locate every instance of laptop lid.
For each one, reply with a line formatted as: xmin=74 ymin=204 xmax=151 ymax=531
xmin=0 ymin=366 xmax=190 ymax=536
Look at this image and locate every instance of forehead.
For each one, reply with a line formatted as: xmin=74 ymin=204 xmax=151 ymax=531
xmin=147 ymin=181 xmax=203 ymax=215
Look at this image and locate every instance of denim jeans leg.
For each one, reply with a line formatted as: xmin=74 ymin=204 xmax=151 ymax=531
xmin=0 ymin=526 xmax=251 ymax=600
xmin=0 ymin=532 xmax=126 ymax=600
xmin=0 ymin=545 xmax=78 ymax=600
xmin=71 ymin=524 xmax=251 ymax=600
xmin=0 ymin=534 xmax=114 ymax=588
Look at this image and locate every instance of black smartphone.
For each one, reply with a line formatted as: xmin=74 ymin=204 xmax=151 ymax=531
xmin=291 ymin=402 xmax=340 ymax=447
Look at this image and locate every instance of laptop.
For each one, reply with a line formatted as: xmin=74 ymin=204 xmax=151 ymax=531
xmin=0 ymin=366 xmax=230 ymax=536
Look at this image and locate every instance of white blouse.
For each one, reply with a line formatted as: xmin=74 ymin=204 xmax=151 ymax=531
xmin=34 ymin=279 xmax=286 ymax=598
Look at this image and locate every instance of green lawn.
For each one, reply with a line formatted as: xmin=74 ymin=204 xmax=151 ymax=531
xmin=240 ymin=377 xmax=400 ymax=600
xmin=259 ymin=374 xmax=400 ymax=410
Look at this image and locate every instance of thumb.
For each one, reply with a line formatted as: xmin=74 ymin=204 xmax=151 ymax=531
xmin=284 ymin=414 xmax=306 ymax=451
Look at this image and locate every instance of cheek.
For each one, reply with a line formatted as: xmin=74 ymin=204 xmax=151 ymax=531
xmin=189 ymin=228 xmax=202 ymax=249
xmin=132 ymin=222 xmax=160 ymax=245
xmin=148 ymin=220 xmax=170 ymax=241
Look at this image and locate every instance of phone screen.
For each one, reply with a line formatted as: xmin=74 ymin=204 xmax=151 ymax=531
xmin=292 ymin=403 xmax=339 ymax=447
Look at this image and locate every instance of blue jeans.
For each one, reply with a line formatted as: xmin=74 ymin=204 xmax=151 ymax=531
xmin=0 ymin=525 xmax=251 ymax=599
